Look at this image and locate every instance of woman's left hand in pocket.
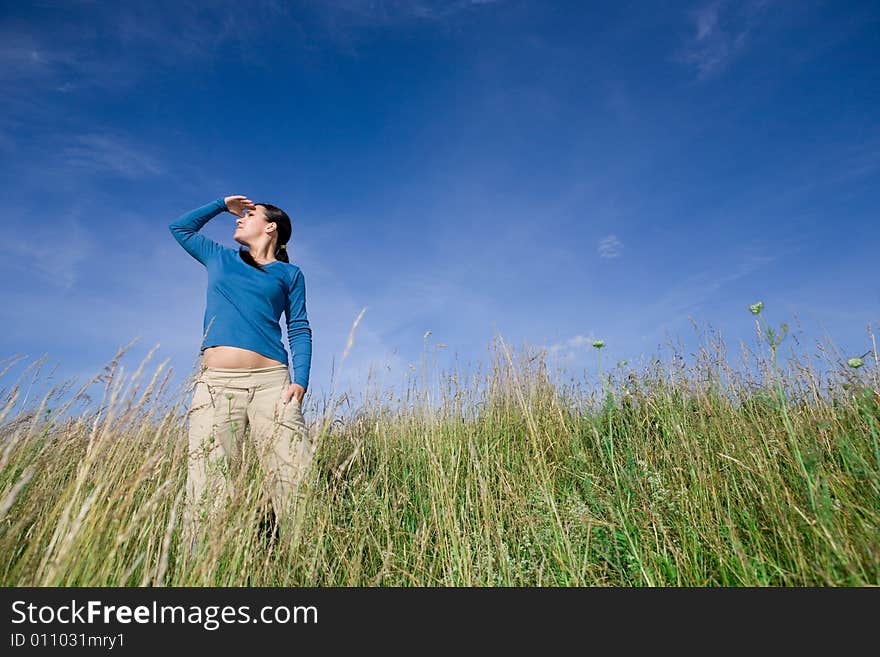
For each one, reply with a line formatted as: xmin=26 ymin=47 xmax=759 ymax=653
xmin=281 ymin=383 xmax=305 ymax=404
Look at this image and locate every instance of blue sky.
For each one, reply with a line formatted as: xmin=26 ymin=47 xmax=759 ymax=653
xmin=1 ymin=0 xmax=878 ymax=416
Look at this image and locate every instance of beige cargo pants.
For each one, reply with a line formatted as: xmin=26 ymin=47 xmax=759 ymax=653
xmin=182 ymin=364 xmax=314 ymax=549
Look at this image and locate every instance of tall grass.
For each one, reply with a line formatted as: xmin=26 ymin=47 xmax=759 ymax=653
xmin=1 ymin=314 xmax=878 ymax=586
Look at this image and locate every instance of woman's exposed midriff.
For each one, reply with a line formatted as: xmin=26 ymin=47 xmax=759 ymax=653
xmin=202 ymin=345 xmax=286 ymax=369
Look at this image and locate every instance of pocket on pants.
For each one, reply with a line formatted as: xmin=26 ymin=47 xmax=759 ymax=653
xmin=273 ymin=395 xmax=305 ymax=429
xmin=274 ymin=394 xmax=299 ymax=412
xmin=189 ymin=379 xmax=215 ymax=416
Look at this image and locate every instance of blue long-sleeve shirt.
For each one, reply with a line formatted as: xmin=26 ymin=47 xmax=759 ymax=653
xmin=169 ymin=198 xmax=312 ymax=391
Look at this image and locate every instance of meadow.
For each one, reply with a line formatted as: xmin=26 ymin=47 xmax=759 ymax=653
xmin=1 ymin=307 xmax=878 ymax=586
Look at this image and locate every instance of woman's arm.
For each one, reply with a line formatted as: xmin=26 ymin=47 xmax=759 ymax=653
xmin=168 ymin=198 xmax=228 ymax=266
xmin=286 ymin=268 xmax=313 ymax=391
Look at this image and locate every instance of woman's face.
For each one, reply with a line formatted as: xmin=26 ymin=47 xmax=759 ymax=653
xmin=233 ymin=204 xmax=275 ymax=245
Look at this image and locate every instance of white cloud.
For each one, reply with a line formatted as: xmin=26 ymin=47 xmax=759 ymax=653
xmin=644 ymin=244 xmax=791 ymax=320
xmin=57 ymin=132 xmax=164 ymax=179
xmin=541 ymin=333 xmax=600 ymax=363
xmin=320 ymin=0 xmax=503 ymax=23
xmin=0 ymin=2 xmax=292 ymax=98
xmin=598 ymin=234 xmax=623 ymax=259
xmin=695 ymin=1 xmax=722 ymax=41
xmin=676 ymin=0 xmax=772 ymax=80
xmin=303 ymin=0 xmax=506 ymax=53
xmin=0 ymin=205 xmax=96 ymax=290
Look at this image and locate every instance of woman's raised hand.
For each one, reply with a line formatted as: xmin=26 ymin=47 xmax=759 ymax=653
xmin=224 ymin=195 xmax=256 ymax=217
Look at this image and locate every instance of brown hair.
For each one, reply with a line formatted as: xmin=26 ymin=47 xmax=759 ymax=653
xmin=238 ymin=203 xmax=293 ymax=272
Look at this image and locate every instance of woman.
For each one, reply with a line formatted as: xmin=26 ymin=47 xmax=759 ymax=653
xmin=169 ymin=194 xmax=313 ymax=549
